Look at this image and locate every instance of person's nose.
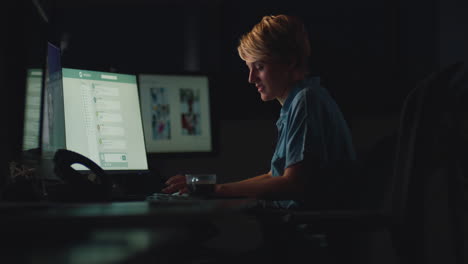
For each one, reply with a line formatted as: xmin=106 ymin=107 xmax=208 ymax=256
xmin=248 ymin=68 xmax=257 ymax=84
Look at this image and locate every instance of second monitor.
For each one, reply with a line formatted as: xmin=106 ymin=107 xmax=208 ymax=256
xmin=138 ymin=74 xmax=213 ymax=154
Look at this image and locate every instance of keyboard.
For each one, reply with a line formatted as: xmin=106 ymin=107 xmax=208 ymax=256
xmin=146 ymin=192 xmax=193 ymax=202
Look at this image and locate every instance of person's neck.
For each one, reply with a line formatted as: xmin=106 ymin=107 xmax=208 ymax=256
xmin=277 ymin=88 xmax=291 ymax=106
xmin=277 ymin=73 xmax=306 ymax=106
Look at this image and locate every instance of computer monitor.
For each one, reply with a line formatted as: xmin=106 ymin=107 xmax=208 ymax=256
xmin=138 ymin=74 xmax=213 ymax=153
xmin=35 ymin=42 xmax=65 ymax=181
xmin=41 ymin=42 xmax=65 ymax=160
xmin=22 ymin=69 xmax=43 ymax=151
xmin=62 ymin=68 xmax=149 ymax=172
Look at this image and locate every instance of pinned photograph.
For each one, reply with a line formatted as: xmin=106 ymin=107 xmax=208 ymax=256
xmin=150 ymin=87 xmax=171 ymax=140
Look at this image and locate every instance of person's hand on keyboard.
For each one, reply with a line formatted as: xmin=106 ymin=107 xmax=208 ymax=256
xmin=161 ymin=174 xmax=188 ymax=194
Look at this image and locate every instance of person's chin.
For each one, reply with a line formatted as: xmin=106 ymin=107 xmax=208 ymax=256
xmin=260 ymin=94 xmax=274 ymax=102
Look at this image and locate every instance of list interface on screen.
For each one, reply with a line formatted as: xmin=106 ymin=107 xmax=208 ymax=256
xmin=22 ymin=69 xmax=43 ymax=150
xmin=62 ymin=68 xmax=148 ymax=170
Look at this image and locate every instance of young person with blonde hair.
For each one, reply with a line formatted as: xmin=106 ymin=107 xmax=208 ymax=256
xmin=163 ymin=14 xmax=356 ymax=209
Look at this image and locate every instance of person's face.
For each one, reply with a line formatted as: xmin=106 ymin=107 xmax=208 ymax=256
xmin=246 ymin=60 xmax=293 ymax=103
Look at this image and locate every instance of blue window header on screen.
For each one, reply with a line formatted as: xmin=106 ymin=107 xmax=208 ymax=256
xmin=62 ymin=68 xmax=136 ymax=84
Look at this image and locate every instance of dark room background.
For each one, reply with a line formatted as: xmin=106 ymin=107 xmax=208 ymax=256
xmin=2 ymin=0 xmax=467 ymax=185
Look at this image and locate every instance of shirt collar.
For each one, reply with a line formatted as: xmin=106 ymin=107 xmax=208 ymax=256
xmin=281 ymin=76 xmax=321 ymax=114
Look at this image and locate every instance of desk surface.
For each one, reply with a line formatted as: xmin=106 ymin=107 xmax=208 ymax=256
xmin=0 ymin=198 xmax=258 ymax=228
xmin=0 ymin=199 xmax=261 ymax=264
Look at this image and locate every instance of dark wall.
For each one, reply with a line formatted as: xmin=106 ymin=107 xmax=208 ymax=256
xmin=52 ymin=0 xmax=403 ymax=118
xmin=49 ymin=0 xmax=452 ymax=118
xmin=439 ymin=0 xmax=468 ymax=69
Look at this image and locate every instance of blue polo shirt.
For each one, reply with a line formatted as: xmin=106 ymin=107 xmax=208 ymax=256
xmin=271 ymin=76 xmax=356 ymax=208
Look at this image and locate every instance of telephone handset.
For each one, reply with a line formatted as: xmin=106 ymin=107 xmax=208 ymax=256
xmin=51 ymin=149 xmax=114 ymax=202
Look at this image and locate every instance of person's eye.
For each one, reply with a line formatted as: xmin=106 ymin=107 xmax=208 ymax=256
xmin=256 ymin=64 xmax=264 ymax=71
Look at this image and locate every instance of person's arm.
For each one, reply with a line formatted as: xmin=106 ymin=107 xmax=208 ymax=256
xmin=238 ymin=171 xmax=272 ymax=183
xmin=215 ymin=162 xmax=306 ymax=200
xmin=162 ymin=171 xmax=272 ymax=194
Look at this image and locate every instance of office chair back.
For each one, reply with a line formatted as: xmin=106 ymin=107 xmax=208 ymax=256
xmin=389 ymin=61 xmax=466 ymax=263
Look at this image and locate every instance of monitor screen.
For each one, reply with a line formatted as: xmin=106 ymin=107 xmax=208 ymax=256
xmin=62 ymin=68 xmax=148 ymax=171
xmin=22 ymin=69 xmax=43 ymax=151
xmin=138 ymin=74 xmax=212 ymax=153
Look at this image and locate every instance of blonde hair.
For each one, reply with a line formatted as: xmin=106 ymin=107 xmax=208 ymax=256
xmin=237 ymin=14 xmax=311 ymax=73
